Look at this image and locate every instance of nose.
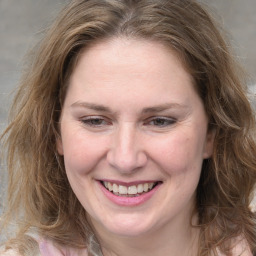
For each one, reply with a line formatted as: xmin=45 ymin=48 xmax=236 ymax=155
xmin=106 ymin=123 xmax=147 ymax=173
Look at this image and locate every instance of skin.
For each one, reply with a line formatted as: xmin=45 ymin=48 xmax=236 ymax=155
xmin=57 ymin=38 xmax=215 ymax=255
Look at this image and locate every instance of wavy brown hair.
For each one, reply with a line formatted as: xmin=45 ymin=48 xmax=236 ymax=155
xmin=1 ymin=0 xmax=256 ymax=255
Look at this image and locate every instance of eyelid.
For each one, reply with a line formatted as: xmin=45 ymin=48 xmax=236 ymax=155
xmin=80 ymin=115 xmax=112 ymax=127
xmin=144 ymin=116 xmax=177 ymax=127
xmin=79 ymin=115 xmax=176 ymax=128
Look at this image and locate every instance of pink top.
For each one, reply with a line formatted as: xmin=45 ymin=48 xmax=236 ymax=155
xmin=0 ymin=238 xmax=88 ymax=256
xmin=0 ymin=235 xmax=253 ymax=256
xmin=38 ymin=237 xmax=253 ymax=256
xmin=38 ymin=238 xmax=88 ymax=256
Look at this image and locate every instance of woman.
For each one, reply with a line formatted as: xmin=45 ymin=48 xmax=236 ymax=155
xmin=1 ymin=0 xmax=256 ymax=255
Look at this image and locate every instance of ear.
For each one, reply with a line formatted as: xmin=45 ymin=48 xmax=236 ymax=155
xmin=203 ymin=128 xmax=215 ymax=159
xmin=56 ymin=136 xmax=64 ymax=155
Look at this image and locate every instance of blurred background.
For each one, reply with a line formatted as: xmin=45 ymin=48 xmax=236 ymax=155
xmin=0 ymin=0 xmax=256 ymax=238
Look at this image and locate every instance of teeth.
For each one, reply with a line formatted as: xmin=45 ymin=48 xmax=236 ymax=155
xmin=128 ymin=185 xmax=137 ymax=195
xmin=137 ymin=184 xmax=144 ymax=193
xmin=119 ymin=185 xmax=128 ymax=194
xmin=108 ymin=183 xmax=113 ymax=191
xmin=149 ymin=183 xmax=154 ymax=189
xmin=113 ymin=183 xmax=118 ymax=193
xmin=102 ymin=182 xmax=156 ymax=196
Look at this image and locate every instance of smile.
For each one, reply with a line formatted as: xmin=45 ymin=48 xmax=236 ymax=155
xmin=101 ymin=181 xmax=160 ymax=197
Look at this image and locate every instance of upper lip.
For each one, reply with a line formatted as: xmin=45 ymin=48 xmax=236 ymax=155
xmin=98 ymin=179 xmax=162 ymax=186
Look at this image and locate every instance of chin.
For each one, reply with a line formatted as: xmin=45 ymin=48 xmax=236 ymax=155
xmin=96 ymin=212 xmax=158 ymax=238
xmin=106 ymin=225 xmax=152 ymax=238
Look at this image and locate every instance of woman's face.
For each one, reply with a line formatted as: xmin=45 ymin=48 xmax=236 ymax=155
xmin=57 ymin=38 xmax=214 ymax=238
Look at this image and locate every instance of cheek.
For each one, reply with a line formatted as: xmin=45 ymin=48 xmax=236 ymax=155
xmin=61 ymin=130 xmax=108 ymax=176
xmin=149 ymin=131 xmax=206 ymax=175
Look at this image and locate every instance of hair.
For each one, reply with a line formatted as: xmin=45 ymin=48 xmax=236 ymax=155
xmin=1 ymin=0 xmax=256 ymax=255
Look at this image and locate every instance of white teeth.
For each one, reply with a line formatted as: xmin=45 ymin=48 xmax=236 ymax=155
xmin=144 ymin=183 xmax=149 ymax=192
xmin=137 ymin=184 xmax=144 ymax=193
xmin=113 ymin=183 xmax=118 ymax=193
xmin=119 ymin=185 xmax=128 ymax=194
xmin=108 ymin=183 xmax=113 ymax=191
xmin=128 ymin=185 xmax=137 ymax=195
xmin=103 ymin=182 xmax=156 ymax=196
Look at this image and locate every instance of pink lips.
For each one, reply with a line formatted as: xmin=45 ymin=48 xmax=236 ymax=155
xmin=98 ymin=180 xmax=161 ymax=206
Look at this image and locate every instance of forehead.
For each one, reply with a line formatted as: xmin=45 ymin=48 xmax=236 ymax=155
xmin=70 ymin=37 xmax=193 ymax=86
xmin=64 ymin=37 xmax=200 ymax=111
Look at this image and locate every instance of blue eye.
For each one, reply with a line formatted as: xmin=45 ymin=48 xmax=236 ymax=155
xmin=146 ymin=117 xmax=176 ymax=127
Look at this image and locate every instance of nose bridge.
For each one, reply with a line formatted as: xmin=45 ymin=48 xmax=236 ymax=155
xmin=107 ymin=122 xmax=146 ymax=172
xmin=118 ymin=122 xmax=135 ymax=155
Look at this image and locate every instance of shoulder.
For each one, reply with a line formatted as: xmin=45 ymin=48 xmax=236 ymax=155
xmin=230 ymin=237 xmax=253 ymax=256
xmin=39 ymin=237 xmax=88 ymax=256
xmin=0 ymin=249 xmax=21 ymax=256
xmin=216 ymin=236 xmax=253 ymax=256
xmin=0 ymin=237 xmax=88 ymax=256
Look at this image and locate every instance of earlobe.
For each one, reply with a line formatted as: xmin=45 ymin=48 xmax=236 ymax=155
xmin=203 ymin=128 xmax=215 ymax=159
xmin=56 ymin=136 xmax=64 ymax=155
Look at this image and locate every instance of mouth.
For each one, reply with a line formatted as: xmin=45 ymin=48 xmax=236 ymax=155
xmin=100 ymin=181 xmax=162 ymax=197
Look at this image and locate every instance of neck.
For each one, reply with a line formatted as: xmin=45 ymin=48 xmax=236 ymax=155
xmin=91 ymin=213 xmax=200 ymax=256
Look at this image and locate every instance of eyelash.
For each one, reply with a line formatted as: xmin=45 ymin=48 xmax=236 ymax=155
xmin=80 ymin=116 xmax=176 ymax=129
xmin=144 ymin=117 xmax=176 ymax=127
xmin=80 ymin=116 xmax=111 ymax=127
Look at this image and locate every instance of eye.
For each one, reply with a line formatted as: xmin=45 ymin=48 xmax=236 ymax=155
xmin=145 ymin=117 xmax=176 ymax=127
xmin=80 ymin=116 xmax=111 ymax=127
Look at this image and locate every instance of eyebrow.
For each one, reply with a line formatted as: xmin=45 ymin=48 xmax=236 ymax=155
xmin=141 ymin=103 xmax=188 ymax=113
xmin=71 ymin=102 xmax=111 ymax=112
xmin=71 ymin=101 xmax=188 ymax=113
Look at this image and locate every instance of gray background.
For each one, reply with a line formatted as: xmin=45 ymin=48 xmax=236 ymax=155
xmin=1 ymin=0 xmax=256 ymax=130
xmin=0 ymin=0 xmax=256 ymax=238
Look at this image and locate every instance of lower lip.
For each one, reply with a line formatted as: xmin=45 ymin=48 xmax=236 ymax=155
xmin=98 ymin=182 xmax=161 ymax=207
